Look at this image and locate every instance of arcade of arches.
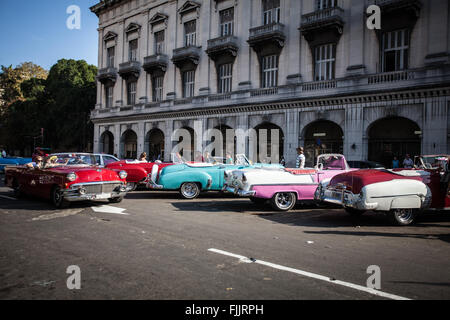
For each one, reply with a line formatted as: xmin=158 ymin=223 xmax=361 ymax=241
xmin=97 ymin=116 xmax=426 ymax=167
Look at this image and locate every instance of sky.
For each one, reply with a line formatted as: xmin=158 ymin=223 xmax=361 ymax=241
xmin=0 ymin=0 xmax=100 ymax=71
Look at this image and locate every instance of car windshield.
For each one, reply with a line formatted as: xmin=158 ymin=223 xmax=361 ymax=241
xmin=317 ymin=155 xmax=347 ymax=170
xmin=51 ymin=154 xmax=94 ymax=166
xmin=235 ymin=154 xmax=251 ymax=166
xmin=417 ymin=155 xmax=449 ymax=170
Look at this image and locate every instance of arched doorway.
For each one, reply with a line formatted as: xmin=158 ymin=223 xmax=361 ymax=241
xmin=254 ymin=123 xmax=284 ymax=164
xmin=121 ymin=130 xmax=137 ymax=160
xmin=146 ymin=129 xmax=165 ymax=161
xmin=100 ymin=131 xmax=114 ymax=155
xmin=304 ymin=120 xmax=344 ymax=167
xmin=368 ymin=117 xmax=421 ymax=168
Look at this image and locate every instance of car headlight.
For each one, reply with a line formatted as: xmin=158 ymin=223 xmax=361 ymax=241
xmin=66 ymin=172 xmax=77 ymax=182
xmin=119 ymin=171 xmax=128 ymax=179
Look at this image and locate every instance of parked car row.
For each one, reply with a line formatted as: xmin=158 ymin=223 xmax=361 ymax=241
xmin=2 ymin=152 xmax=449 ymax=226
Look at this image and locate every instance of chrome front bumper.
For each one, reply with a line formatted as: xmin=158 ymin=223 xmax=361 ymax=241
xmin=64 ymin=181 xmax=127 ymax=202
xmin=224 ymin=185 xmax=256 ymax=197
xmin=318 ymin=188 xmax=378 ymax=210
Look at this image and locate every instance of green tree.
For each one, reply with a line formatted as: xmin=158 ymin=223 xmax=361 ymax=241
xmin=0 ymin=62 xmax=48 ymax=111
xmin=0 ymin=60 xmax=97 ymax=155
xmin=44 ymin=59 xmax=97 ymax=152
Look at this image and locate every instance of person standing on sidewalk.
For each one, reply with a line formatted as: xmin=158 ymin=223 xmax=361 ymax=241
xmin=296 ymin=147 xmax=306 ymax=169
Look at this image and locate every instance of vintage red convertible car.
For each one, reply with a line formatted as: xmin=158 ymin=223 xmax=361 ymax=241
xmin=105 ymin=160 xmax=174 ymax=190
xmin=4 ymin=154 xmax=129 ymax=208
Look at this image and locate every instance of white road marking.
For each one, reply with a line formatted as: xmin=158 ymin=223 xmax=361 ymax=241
xmin=91 ymin=205 xmax=128 ymax=215
xmin=208 ymin=248 xmax=411 ymax=300
xmin=0 ymin=195 xmax=17 ymax=201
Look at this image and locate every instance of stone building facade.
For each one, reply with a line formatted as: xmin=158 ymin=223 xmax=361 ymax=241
xmin=90 ymin=0 xmax=450 ymax=167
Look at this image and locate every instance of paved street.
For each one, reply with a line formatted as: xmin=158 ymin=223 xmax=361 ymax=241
xmin=0 ymin=174 xmax=449 ymax=300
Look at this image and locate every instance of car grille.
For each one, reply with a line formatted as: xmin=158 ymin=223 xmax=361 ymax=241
xmin=82 ymin=183 xmax=121 ymax=194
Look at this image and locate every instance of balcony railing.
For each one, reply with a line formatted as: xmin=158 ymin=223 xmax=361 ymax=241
xmin=172 ymin=46 xmax=201 ymax=67
xmin=250 ymin=87 xmax=279 ymax=97
xmin=368 ymin=70 xmax=415 ymax=84
xmin=118 ymin=61 xmax=141 ymax=79
xmin=143 ymin=54 xmax=169 ymax=73
xmin=206 ymin=35 xmax=239 ymax=59
xmin=249 ymin=22 xmax=285 ymax=39
xmin=301 ymin=7 xmax=345 ymax=28
xmin=302 ymin=80 xmax=337 ymax=92
xmin=97 ymin=67 xmax=118 ymax=84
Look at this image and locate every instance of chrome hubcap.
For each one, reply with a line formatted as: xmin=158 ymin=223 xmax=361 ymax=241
xmin=276 ymin=193 xmax=294 ymax=209
xmin=395 ymin=209 xmax=413 ymax=222
xmin=182 ymin=183 xmax=198 ymax=198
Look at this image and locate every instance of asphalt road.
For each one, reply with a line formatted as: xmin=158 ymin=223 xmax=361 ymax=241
xmin=0 ymin=174 xmax=449 ymax=300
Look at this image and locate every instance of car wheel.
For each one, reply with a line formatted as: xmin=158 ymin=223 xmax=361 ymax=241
xmin=250 ymin=197 xmax=267 ymax=205
xmin=271 ymin=192 xmax=296 ymax=211
xmin=389 ymin=209 xmax=416 ymax=226
xmin=180 ymin=182 xmax=201 ymax=200
xmin=108 ymin=197 xmax=123 ymax=204
xmin=52 ymin=186 xmax=69 ymax=209
xmin=345 ymin=207 xmax=366 ymax=216
xmin=127 ymin=182 xmax=137 ymax=191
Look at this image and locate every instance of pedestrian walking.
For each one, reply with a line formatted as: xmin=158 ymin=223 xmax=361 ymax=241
xmin=296 ymin=147 xmax=306 ymax=169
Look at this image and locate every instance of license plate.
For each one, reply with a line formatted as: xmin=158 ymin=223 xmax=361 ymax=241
xmin=331 ymin=191 xmax=342 ymax=200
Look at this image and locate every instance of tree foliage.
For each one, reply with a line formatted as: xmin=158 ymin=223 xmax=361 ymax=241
xmin=0 ymin=59 xmax=97 ymax=155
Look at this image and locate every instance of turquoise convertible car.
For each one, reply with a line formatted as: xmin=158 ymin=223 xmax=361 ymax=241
xmin=147 ymin=155 xmax=283 ymax=199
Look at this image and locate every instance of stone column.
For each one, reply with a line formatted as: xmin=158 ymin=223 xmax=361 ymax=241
xmin=422 ymin=97 xmax=448 ymax=154
xmin=344 ymin=104 xmax=365 ymax=161
xmin=137 ymin=121 xmax=145 ymax=157
xmin=346 ymin=0 xmax=366 ymax=75
xmin=114 ymin=123 xmax=121 ymax=157
xmin=165 ymin=120 xmax=174 ymax=162
xmin=285 ymin=109 xmax=299 ymax=167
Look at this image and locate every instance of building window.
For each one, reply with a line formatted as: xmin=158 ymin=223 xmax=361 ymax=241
xmin=262 ymin=0 xmax=280 ymax=25
xmin=381 ymin=29 xmax=409 ymax=72
xmin=261 ymin=55 xmax=278 ymax=88
xmin=107 ymin=46 xmax=115 ymax=68
xmin=127 ymin=81 xmax=137 ymax=105
xmin=183 ymin=70 xmax=195 ymax=98
xmin=152 ymin=76 xmax=164 ymax=102
xmin=154 ymin=30 xmax=165 ymax=55
xmin=314 ymin=43 xmax=336 ymax=81
xmin=218 ymin=63 xmax=233 ymax=93
xmin=129 ymin=39 xmax=138 ymax=61
xmin=105 ymin=86 xmax=114 ymax=108
xmin=316 ymin=0 xmax=337 ymax=10
xmin=220 ymin=8 xmax=234 ymax=37
xmin=184 ymin=20 xmax=196 ymax=47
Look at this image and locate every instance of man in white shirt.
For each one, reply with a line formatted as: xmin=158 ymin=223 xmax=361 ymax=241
xmin=296 ymin=147 xmax=306 ymax=169
xmin=403 ymin=154 xmax=414 ymax=169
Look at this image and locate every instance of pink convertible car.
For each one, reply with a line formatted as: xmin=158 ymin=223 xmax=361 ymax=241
xmin=224 ymin=154 xmax=355 ymax=211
